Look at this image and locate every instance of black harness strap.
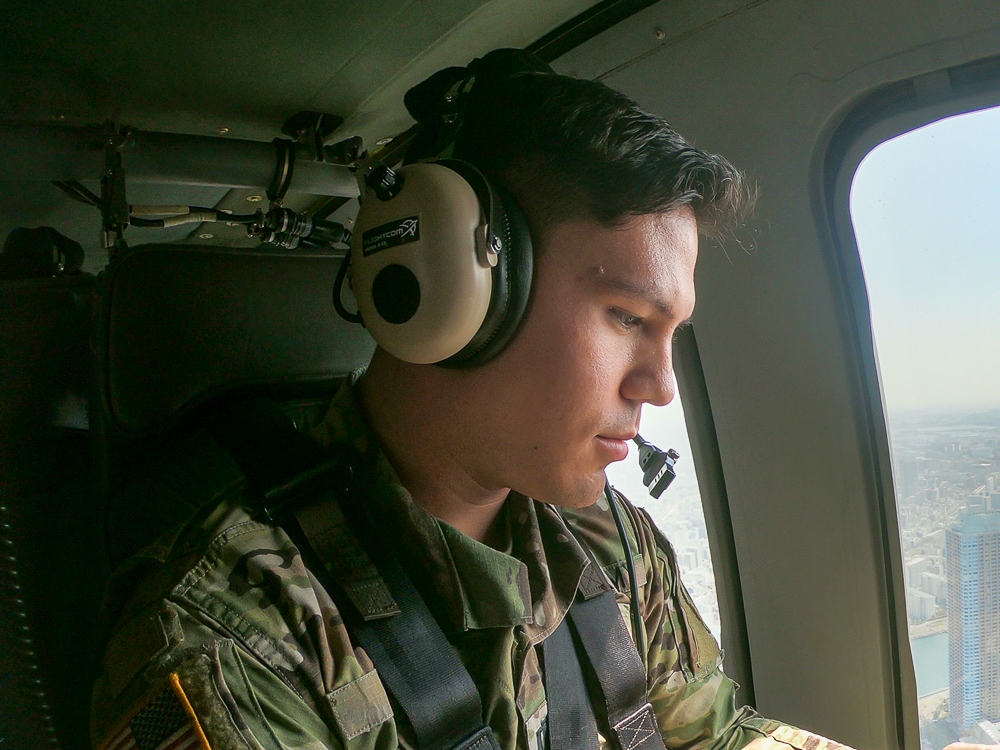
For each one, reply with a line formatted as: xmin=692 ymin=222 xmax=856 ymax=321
xmin=296 ymin=484 xmax=501 ymax=750
xmin=541 ymin=618 xmax=600 ymax=750
xmin=558 ymin=515 xmax=667 ymax=750
xmin=569 ymin=593 xmax=662 ymax=750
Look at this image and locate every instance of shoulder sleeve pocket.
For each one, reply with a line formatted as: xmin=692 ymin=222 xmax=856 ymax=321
xmin=214 ymin=639 xmax=342 ymax=750
xmin=647 ymin=517 xmax=722 ymax=681
xmin=675 ymin=578 xmax=722 ymax=679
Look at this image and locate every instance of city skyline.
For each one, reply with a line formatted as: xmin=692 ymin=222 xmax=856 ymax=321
xmin=888 ymin=409 xmax=1000 ymax=748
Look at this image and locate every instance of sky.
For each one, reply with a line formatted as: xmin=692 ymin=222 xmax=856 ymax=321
xmin=849 ymin=104 xmax=1000 ymax=412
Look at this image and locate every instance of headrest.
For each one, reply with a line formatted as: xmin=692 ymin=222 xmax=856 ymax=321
xmin=98 ymin=244 xmax=375 ymax=437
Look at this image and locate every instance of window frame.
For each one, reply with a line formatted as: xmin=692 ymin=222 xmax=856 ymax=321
xmin=674 ymin=325 xmax=755 ymax=709
xmin=820 ymin=52 xmax=1000 ymax=746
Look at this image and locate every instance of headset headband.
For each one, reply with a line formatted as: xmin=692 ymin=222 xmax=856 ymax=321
xmin=402 ymin=48 xmax=555 ymax=164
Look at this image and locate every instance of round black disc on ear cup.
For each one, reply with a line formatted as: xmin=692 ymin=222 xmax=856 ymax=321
xmin=436 ymin=162 xmax=533 ymax=368
xmin=372 ymin=264 xmax=421 ymax=324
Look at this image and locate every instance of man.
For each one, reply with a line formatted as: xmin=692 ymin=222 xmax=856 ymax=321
xmin=88 ymin=50 xmax=881 ymax=750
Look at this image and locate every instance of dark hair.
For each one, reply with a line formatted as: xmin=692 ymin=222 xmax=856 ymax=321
xmin=450 ymin=72 xmax=752 ymax=245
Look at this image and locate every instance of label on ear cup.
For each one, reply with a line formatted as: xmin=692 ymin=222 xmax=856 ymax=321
xmin=362 ymin=216 xmax=421 ymax=256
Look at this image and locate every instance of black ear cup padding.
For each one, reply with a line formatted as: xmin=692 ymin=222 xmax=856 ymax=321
xmin=372 ymin=264 xmax=421 ymax=324
xmin=441 ymin=170 xmax=533 ymax=368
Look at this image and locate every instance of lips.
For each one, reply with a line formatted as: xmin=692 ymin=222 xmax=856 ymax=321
xmin=599 ymin=431 xmax=637 ymax=442
xmin=595 ymin=435 xmax=631 ymax=461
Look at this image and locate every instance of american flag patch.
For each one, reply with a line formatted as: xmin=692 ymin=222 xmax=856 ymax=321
xmin=99 ymin=673 xmax=210 ymax=750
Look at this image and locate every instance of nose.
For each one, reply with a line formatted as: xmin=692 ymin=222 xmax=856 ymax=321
xmin=621 ymin=337 xmax=676 ymax=407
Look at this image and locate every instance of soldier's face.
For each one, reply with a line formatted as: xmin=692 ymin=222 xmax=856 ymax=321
xmin=465 ymin=208 xmax=698 ymax=508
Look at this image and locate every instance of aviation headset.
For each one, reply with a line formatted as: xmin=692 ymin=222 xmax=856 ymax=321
xmin=338 ymin=50 xmax=548 ymax=367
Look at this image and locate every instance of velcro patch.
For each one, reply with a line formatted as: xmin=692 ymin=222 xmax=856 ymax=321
xmin=326 ymin=668 xmax=394 ymax=740
xmin=98 ymin=673 xmax=211 ymax=750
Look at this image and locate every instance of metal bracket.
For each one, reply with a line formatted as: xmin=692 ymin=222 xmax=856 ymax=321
xmin=281 ymin=111 xmax=344 ymax=163
xmin=100 ymin=121 xmax=134 ymax=260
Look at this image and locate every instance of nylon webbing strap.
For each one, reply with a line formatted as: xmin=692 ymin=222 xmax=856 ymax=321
xmin=542 ymin=618 xmax=600 ymax=750
xmin=288 ymin=508 xmax=500 ymax=750
xmin=568 ymin=592 xmax=666 ymax=750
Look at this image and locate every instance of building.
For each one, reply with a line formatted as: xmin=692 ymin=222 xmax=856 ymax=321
xmin=968 ymin=720 xmax=1000 ymax=746
xmin=907 ymin=556 xmax=934 ymax=588
xmin=921 ymin=571 xmax=947 ymax=605
xmin=947 ymin=511 xmax=1000 ymax=730
xmin=907 ymin=588 xmax=936 ymax=622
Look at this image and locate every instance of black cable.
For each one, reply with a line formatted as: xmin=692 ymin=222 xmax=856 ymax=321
xmin=52 ymin=180 xmax=102 ymax=208
xmin=267 ymin=138 xmax=295 ymax=204
xmin=128 ymin=217 xmax=164 ymax=228
xmin=50 ymin=183 xmax=262 ymax=230
xmin=333 ymin=250 xmax=363 ymax=324
xmin=186 ymin=207 xmax=258 ymax=222
xmin=606 ymin=481 xmax=647 ymax=665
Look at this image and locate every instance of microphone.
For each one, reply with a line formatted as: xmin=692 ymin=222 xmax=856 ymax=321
xmin=632 ymin=435 xmax=679 ymax=498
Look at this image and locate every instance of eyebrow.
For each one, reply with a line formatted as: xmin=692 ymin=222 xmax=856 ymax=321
xmin=589 ymin=269 xmax=690 ymax=323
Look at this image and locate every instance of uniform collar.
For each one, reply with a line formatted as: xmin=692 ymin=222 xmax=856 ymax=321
xmin=311 ymin=377 xmax=605 ymax=636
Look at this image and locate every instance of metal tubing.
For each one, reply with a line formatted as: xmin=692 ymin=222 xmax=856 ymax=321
xmin=0 ymin=122 xmax=359 ymax=198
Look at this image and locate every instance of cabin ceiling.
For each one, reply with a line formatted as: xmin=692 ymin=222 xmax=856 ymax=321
xmin=1 ymin=0 xmax=599 ymax=143
xmin=0 ymin=0 xmax=602 ymax=268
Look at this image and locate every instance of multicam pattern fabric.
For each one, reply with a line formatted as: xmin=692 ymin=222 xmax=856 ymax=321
xmin=92 ymin=380 xmax=853 ymax=750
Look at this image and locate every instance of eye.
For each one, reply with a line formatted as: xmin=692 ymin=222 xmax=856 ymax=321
xmin=672 ymin=318 xmax=693 ymax=342
xmin=611 ymin=308 xmax=642 ymax=330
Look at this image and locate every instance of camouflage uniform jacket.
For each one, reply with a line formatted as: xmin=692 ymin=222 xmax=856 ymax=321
xmin=91 ymin=381 xmax=850 ymax=750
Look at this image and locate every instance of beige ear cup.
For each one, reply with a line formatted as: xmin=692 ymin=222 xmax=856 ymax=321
xmin=351 ymin=163 xmax=494 ymax=364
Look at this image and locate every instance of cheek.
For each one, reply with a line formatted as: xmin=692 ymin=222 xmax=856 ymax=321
xmin=515 ymin=305 xmax=629 ymax=407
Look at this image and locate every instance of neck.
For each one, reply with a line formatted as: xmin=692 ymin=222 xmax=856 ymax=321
xmin=356 ymin=349 xmax=509 ymax=544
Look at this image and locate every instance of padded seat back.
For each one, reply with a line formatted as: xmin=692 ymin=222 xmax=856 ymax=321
xmin=92 ymin=242 xmax=375 ymax=564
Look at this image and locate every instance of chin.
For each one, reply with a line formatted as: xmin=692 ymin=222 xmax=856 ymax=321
xmin=528 ymin=471 xmax=606 ymax=509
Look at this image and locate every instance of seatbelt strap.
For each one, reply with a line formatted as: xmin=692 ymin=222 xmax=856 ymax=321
xmin=296 ymin=483 xmax=501 ymax=750
xmin=559 ymin=514 xmax=667 ymax=750
xmin=541 ymin=618 xmax=600 ymax=750
xmin=568 ymin=592 xmax=664 ymax=750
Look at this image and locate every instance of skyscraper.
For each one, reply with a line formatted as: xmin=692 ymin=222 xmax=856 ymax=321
xmin=946 ymin=511 xmax=1000 ymax=730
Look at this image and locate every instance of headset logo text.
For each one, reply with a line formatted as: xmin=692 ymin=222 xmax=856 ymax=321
xmin=362 ymin=216 xmax=420 ymax=256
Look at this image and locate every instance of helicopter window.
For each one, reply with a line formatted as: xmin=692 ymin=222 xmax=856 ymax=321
xmin=606 ymin=388 xmax=723 ymax=642
xmin=850 ymin=103 xmax=1000 ymax=750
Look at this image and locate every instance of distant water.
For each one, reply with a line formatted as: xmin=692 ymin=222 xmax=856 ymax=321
xmin=912 ymin=632 xmax=949 ymax=697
